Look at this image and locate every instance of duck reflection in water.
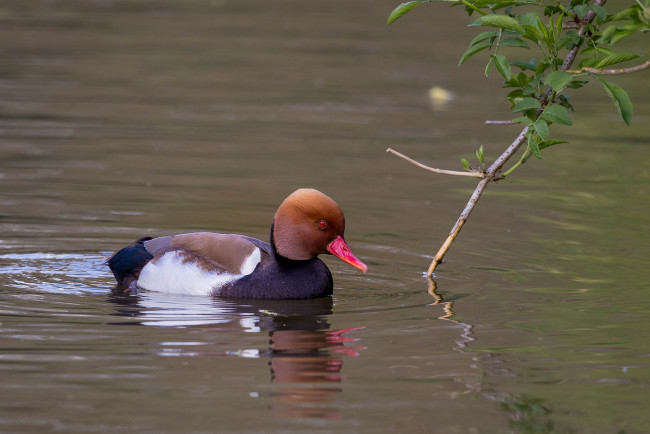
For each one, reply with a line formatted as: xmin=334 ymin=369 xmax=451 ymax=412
xmin=108 ymin=292 xmax=365 ymax=419
xmin=264 ymin=318 xmax=365 ymax=418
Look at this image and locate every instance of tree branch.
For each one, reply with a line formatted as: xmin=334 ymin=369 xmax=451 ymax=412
xmin=386 ymin=148 xmax=485 ymax=178
xmin=427 ymin=127 xmax=529 ymax=275
xmin=426 ymin=0 xmax=607 ymax=276
xmin=567 ymin=60 xmax=650 ymax=75
xmin=485 ymin=120 xmax=517 ymax=125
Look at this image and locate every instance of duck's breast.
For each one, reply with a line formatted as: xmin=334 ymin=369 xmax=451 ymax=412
xmin=219 ymin=256 xmax=334 ymax=299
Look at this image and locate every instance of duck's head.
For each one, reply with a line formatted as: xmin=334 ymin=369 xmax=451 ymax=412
xmin=272 ymin=188 xmax=367 ymax=273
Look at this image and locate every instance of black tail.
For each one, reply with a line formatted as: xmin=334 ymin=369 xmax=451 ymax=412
xmin=107 ymin=237 xmax=154 ymax=288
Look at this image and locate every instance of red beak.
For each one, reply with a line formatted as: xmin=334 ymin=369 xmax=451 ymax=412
xmin=327 ymin=236 xmax=368 ymax=273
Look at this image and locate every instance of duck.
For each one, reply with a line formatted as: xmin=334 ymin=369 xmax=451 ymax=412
xmin=107 ymin=188 xmax=367 ymax=299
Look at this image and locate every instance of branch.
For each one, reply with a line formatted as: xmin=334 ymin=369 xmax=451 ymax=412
xmin=427 ymin=0 xmax=608 ymax=276
xmin=386 ymin=148 xmax=485 ymax=178
xmin=567 ymin=60 xmax=650 ymax=75
xmin=485 ymin=120 xmax=517 ymax=125
xmin=560 ymin=0 xmax=606 ymax=70
xmin=427 ymin=127 xmax=530 ymax=275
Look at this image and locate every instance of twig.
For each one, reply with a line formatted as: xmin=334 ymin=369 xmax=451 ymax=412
xmin=427 ymin=127 xmax=529 ymax=275
xmin=485 ymin=120 xmax=517 ymax=125
xmin=427 ymin=0 xmax=607 ymax=276
xmin=567 ymin=60 xmax=650 ymax=75
xmin=386 ymin=148 xmax=484 ymax=178
xmin=562 ymin=22 xmax=580 ymax=30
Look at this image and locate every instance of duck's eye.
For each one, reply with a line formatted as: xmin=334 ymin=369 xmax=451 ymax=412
xmin=317 ymin=219 xmax=328 ymax=230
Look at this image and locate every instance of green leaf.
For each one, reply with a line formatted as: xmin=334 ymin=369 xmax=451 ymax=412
xmin=599 ymin=79 xmax=633 ymax=125
xmin=473 ymin=15 xmax=525 ymax=35
xmin=540 ymin=104 xmax=572 ymax=125
xmin=579 ymin=57 xmax=600 ymax=68
xmin=539 ymin=139 xmax=568 ymax=150
xmin=504 ymin=72 xmax=526 ymax=89
xmin=599 ymin=25 xmax=618 ymax=43
xmin=510 ymin=59 xmax=537 ymax=71
xmin=580 ymin=46 xmax=614 ymax=56
xmin=527 ymin=133 xmax=542 ymax=159
xmin=470 ymin=31 xmax=498 ymax=47
xmin=609 ymin=6 xmax=642 ymax=22
xmin=554 ymin=14 xmax=563 ymax=42
xmin=461 ymin=158 xmax=471 ymax=171
xmin=492 ymin=54 xmax=512 ymax=81
xmin=458 ymin=41 xmax=492 ymax=66
xmin=517 ymin=12 xmax=539 ymax=28
xmin=600 ymin=24 xmax=639 ymax=45
xmin=536 ymin=15 xmax=551 ymax=43
xmin=387 ymin=1 xmax=424 ymax=25
xmin=476 ymin=145 xmax=485 ymax=164
xmin=573 ymin=4 xmax=588 ymax=19
xmin=594 ymin=53 xmax=640 ymax=69
xmin=499 ymin=37 xmax=530 ymax=49
xmin=512 ymin=97 xmax=541 ymax=112
xmin=567 ymin=79 xmax=588 ymax=90
xmin=512 ymin=115 xmax=534 ymax=126
xmin=535 ymin=60 xmax=549 ymax=76
xmin=608 ymin=26 xmax=639 ymax=45
xmin=506 ymin=89 xmax=525 ymax=100
xmin=544 ymin=71 xmax=573 ymax=91
xmin=514 ymin=71 xmax=530 ymax=87
xmin=534 ymin=120 xmax=549 ymax=140
xmin=589 ymin=5 xmax=608 ymax=22
xmin=558 ymin=29 xmax=580 ymax=50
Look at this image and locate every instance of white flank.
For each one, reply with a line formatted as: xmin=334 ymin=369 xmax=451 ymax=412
xmin=137 ymin=248 xmax=261 ymax=296
xmin=138 ymin=251 xmax=236 ymax=296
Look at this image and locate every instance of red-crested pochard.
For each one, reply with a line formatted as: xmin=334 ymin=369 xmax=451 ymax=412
xmin=107 ymin=188 xmax=367 ymax=299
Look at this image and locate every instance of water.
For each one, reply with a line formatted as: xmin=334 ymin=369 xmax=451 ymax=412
xmin=1 ymin=0 xmax=649 ymax=432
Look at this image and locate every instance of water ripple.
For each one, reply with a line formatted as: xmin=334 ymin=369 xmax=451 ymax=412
xmin=0 ymin=252 xmax=110 ymax=295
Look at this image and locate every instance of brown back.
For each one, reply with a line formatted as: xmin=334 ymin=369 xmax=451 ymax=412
xmin=144 ymin=232 xmax=260 ymax=274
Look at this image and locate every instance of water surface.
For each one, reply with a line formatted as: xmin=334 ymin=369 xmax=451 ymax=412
xmin=1 ymin=1 xmax=649 ymax=432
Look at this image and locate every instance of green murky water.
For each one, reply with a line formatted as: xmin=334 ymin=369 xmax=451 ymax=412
xmin=1 ymin=1 xmax=649 ymax=432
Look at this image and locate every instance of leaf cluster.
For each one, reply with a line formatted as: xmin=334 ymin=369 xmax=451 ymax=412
xmin=461 ymin=144 xmax=486 ymax=173
xmin=387 ymin=0 xmax=649 ymax=176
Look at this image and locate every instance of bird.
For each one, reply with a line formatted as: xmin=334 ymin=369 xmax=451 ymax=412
xmin=107 ymin=188 xmax=367 ymax=299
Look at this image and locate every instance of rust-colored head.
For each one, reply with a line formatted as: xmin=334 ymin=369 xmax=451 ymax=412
xmin=272 ymin=188 xmax=367 ymax=272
